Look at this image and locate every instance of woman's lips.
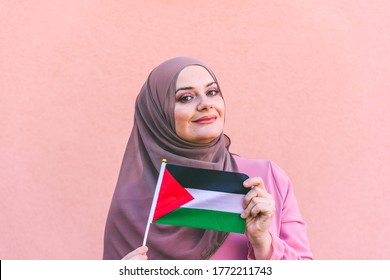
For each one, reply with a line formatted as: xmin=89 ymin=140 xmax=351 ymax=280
xmin=193 ymin=115 xmax=217 ymax=124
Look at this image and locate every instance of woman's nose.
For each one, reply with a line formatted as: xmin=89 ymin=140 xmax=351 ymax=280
xmin=197 ymin=95 xmax=213 ymax=111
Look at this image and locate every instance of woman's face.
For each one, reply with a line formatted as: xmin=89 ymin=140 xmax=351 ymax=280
xmin=174 ymin=65 xmax=225 ymax=144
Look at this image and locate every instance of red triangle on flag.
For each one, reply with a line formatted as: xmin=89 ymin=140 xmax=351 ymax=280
xmin=152 ymin=168 xmax=194 ymax=222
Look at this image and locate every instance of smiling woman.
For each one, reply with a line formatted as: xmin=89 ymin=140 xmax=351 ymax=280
xmin=174 ymin=66 xmax=225 ymax=144
xmin=103 ymin=57 xmax=313 ymax=260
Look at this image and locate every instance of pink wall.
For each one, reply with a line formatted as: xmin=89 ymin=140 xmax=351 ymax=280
xmin=1 ymin=1 xmax=390 ymax=259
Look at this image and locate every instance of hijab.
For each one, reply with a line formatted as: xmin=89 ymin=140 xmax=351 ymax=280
xmin=103 ymin=57 xmax=238 ymax=259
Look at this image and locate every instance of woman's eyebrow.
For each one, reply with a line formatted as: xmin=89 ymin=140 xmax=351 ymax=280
xmin=175 ymin=86 xmax=194 ymax=93
xmin=206 ymin=82 xmax=217 ymax=87
xmin=175 ymin=82 xmax=217 ymax=94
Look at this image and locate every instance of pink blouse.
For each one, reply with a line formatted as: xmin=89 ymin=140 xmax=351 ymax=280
xmin=210 ymin=156 xmax=313 ymax=260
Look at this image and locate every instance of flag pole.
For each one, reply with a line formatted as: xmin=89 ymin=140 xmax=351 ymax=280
xmin=142 ymin=158 xmax=167 ymax=246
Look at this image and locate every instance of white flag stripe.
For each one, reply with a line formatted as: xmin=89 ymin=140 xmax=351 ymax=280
xmin=183 ymin=188 xmax=245 ymax=214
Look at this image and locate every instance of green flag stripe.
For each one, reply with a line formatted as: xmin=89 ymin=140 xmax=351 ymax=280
xmin=153 ymin=207 xmax=246 ymax=234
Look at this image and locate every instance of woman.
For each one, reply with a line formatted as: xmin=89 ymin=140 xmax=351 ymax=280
xmin=103 ymin=57 xmax=313 ymax=260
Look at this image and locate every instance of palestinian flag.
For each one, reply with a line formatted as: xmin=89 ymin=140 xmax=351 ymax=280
xmin=150 ymin=162 xmax=249 ymax=234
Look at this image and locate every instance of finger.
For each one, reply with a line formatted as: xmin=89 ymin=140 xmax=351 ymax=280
xmin=250 ymin=198 xmax=275 ymax=218
xmin=242 ymin=194 xmax=276 ymax=219
xmin=242 ymin=186 xmax=270 ymax=208
xmin=241 ymin=196 xmax=272 ymax=219
xmin=131 ymin=253 xmax=148 ymax=260
xmin=133 ymin=246 xmax=148 ymax=256
xmin=122 ymin=252 xmax=148 ymax=260
xmin=243 ymin=177 xmax=265 ymax=189
xmin=122 ymin=246 xmax=148 ymax=260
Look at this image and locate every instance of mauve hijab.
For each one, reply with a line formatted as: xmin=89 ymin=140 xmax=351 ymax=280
xmin=103 ymin=57 xmax=238 ymax=260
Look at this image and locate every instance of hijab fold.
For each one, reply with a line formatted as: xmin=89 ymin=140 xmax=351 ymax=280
xmin=103 ymin=57 xmax=237 ymax=260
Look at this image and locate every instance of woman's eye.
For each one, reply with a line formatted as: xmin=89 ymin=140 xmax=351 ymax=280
xmin=207 ymin=89 xmax=219 ymax=96
xmin=178 ymin=94 xmax=193 ymax=103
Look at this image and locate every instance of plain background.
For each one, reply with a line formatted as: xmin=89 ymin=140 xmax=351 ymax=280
xmin=1 ymin=1 xmax=390 ymax=259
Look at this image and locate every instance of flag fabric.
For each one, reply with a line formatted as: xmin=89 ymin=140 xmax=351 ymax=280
xmin=151 ymin=163 xmax=249 ymax=234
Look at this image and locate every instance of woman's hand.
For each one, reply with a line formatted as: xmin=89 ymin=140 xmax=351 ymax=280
xmin=122 ymin=246 xmax=148 ymax=260
xmin=241 ymin=177 xmax=275 ymax=259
